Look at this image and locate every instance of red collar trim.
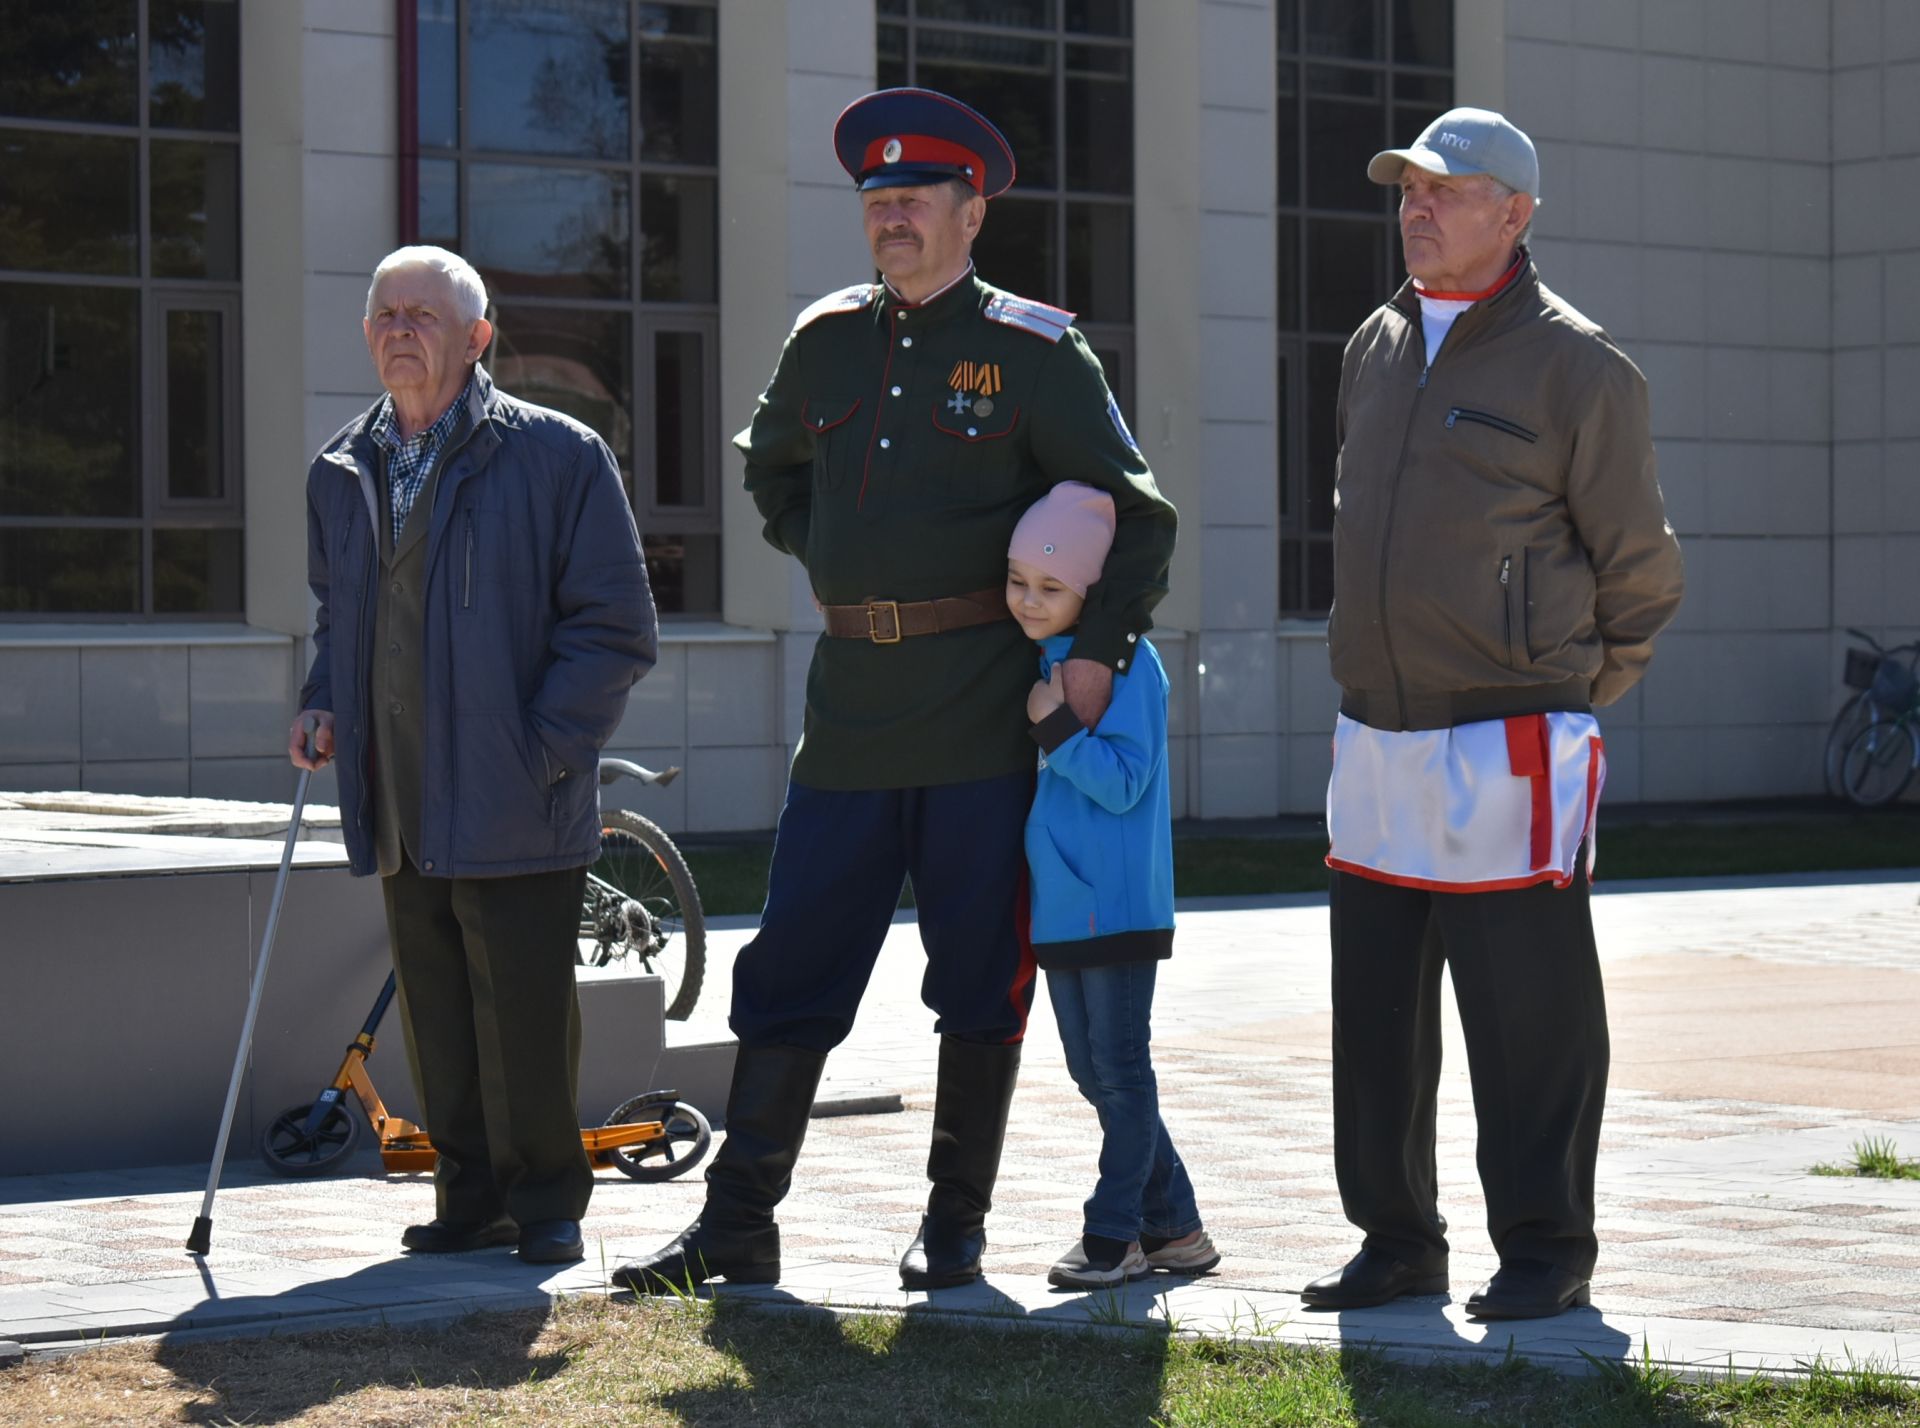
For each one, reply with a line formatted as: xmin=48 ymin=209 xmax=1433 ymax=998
xmin=1413 ymin=253 xmax=1525 ymax=303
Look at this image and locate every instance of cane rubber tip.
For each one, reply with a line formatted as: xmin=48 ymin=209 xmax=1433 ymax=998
xmin=186 ymin=1217 xmax=213 ymax=1255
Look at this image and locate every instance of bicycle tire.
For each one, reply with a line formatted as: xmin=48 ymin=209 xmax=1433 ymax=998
xmin=585 ymin=810 xmax=707 ymax=1019
xmin=1840 ymin=718 xmax=1919 ymax=808
xmin=1823 ymin=690 xmax=1879 ymax=799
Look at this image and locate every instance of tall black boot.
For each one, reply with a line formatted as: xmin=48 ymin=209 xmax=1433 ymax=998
xmin=899 ymin=1036 xmax=1021 ymax=1289
xmin=614 ymin=1043 xmax=825 ymax=1294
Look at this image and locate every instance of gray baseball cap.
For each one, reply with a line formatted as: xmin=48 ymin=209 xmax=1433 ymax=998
xmin=1367 ymin=107 xmax=1540 ymax=199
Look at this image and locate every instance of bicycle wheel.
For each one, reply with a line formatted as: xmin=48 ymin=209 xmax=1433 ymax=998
xmin=581 ymin=810 xmax=707 ymax=1019
xmin=1841 ymin=719 xmax=1919 ymax=807
xmin=603 ymin=1094 xmax=712 ymax=1182
xmin=1823 ymin=690 xmax=1879 ymax=798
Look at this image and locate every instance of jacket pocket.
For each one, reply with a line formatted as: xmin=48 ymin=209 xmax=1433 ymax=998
xmin=1447 ymin=407 xmax=1538 ymax=442
xmin=1025 ymin=821 xmax=1101 ymax=943
xmin=449 ymin=711 xmax=559 ymax=865
xmin=930 ymin=402 xmax=1022 ymax=505
xmin=802 ymin=396 xmax=862 ymax=491
xmin=1499 ymin=552 xmax=1532 ymax=668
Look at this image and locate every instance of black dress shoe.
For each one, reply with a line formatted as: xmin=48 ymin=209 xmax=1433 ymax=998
xmin=517 ymin=1219 xmax=585 ymax=1264
xmin=899 ymin=1215 xmax=985 ymax=1290
xmin=1465 ymin=1258 xmax=1591 ymax=1319
xmin=1300 ymin=1248 xmax=1448 ymax=1309
xmin=400 ymin=1217 xmax=518 ymax=1254
xmin=613 ymin=1218 xmax=782 ymax=1294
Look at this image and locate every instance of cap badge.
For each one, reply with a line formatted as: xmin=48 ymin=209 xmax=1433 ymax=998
xmin=883 ymin=137 xmax=903 ymax=163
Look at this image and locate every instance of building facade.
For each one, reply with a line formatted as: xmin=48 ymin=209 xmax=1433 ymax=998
xmin=1 ymin=0 xmax=1912 ymax=829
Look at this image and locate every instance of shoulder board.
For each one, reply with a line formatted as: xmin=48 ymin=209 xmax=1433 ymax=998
xmin=983 ymin=293 xmax=1076 ymax=344
xmin=793 ymin=284 xmax=878 ymax=332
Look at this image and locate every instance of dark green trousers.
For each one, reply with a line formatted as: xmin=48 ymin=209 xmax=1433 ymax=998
xmin=381 ymin=856 xmax=592 ymax=1225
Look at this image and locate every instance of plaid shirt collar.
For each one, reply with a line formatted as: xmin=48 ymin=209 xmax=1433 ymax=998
xmin=369 ymin=372 xmax=475 ymax=541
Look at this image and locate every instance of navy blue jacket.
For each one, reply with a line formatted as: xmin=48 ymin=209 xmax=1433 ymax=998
xmin=300 ymin=366 xmax=656 ymax=877
xmin=1024 ymin=632 xmax=1174 ymax=967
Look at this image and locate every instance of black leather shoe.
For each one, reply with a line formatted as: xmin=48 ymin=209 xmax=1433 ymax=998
xmin=517 ymin=1219 xmax=585 ymax=1264
xmin=1300 ymin=1248 xmax=1448 ymax=1308
xmin=900 ymin=1037 xmax=1022 ymax=1290
xmin=1465 ymin=1258 xmax=1591 ymax=1320
xmin=613 ymin=1218 xmax=782 ymax=1294
xmin=400 ymin=1217 xmax=517 ymax=1254
xmin=899 ymin=1214 xmax=985 ymax=1290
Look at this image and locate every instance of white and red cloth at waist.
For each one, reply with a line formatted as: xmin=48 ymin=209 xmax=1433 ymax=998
xmin=1326 ymin=711 xmax=1605 ymax=892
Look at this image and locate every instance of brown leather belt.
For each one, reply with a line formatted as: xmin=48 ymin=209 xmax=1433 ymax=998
xmin=820 ymin=587 xmax=1011 ymax=644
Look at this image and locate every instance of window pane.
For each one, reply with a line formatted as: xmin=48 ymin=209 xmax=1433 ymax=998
xmin=164 ymin=310 xmax=223 ymax=500
xmin=1394 ymin=0 xmax=1452 ymax=68
xmin=468 ymin=163 xmax=631 ymax=299
xmin=1064 ymin=46 xmax=1131 ymax=194
xmin=1393 ymin=103 xmax=1447 ymax=152
xmin=973 ymin=196 xmax=1054 ymax=304
xmin=1066 ymin=0 xmax=1130 ymax=36
xmin=0 ymin=285 xmax=139 ymax=518
xmin=154 ymin=527 xmax=241 ymax=612
xmin=149 ymin=0 xmax=240 ymax=132
xmin=1305 ymin=341 xmax=1342 ymax=533
xmin=0 ymin=130 xmax=138 ymax=276
xmin=1276 ymin=214 xmax=1300 ymax=329
xmin=640 ymin=175 xmax=717 ymax=302
xmin=1276 ymin=0 xmax=1298 ymax=53
xmin=1307 ymin=217 xmax=1386 ymax=333
xmin=878 ymin=23 xmax=909 ymax=87
xmin=639 ymin=22 xmax=718 ymax=164
xmin=467 ymin=0 xmax=629 ymax=160
xmin=0 ymin=528 xmax=140 ymax=613
xmin=652 ymin=328 xmax=706 ymax=507
xmin=489 ymin=305 xmax=633 ymax=471
xmin=1276 ymin=347 xmax=1292 ymax=523
xmin=913 ymin=0 xmax=1054 ymax=27
xmin=915 ymin=29 xmax=1055 ymax=190
xmin=0 ymin=2 xmax=137 ymax=124
xmin=1065 ymin=201 xmax=1130 ymax=321
xmin=643 ymin=531 xmax=719 ymax=615
xmin=1306 ymin=82 xmax=1386 ymax=212
xmin=1307 ymin=537 xmax=1333 ymax=611
xmin=418 ymin=0 xmax=458 ymax=150
xmin=151 ymin=138 xmax=241 ymax=279
xmin=879 ymin=0 xmax=908 ymax=15
xmin=1305 ymin=0 xmax=1379 ymax=59
xmin=417 ymin=156 xmax=458 ymax=249
xmin=1275 ymin=64 xmax=1299 ymax=205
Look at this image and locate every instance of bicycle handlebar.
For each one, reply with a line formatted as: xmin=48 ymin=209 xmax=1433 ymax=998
xmin=598 ymin=758 xmax=681 ymax=788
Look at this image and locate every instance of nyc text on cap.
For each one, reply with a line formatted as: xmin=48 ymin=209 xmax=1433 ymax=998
xmin=1367 ymin=106 xmax=1540 ymax=200
xmin=834 ymin=87 xmax=1017 ymax=197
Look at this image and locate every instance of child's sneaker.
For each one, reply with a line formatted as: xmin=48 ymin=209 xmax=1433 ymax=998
xmin=1140 ymin=1228 xmax=1220 ymax=1274
xmin=1047 ymin=1233 xmax=1150 ymax=1289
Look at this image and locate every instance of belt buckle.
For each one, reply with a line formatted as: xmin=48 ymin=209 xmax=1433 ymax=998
xmin=865 ymin=600 xmax=902 ymax=644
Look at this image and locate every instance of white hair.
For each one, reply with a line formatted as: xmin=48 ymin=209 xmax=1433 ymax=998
xmin=365 ymin=245 xmax=490 ymax=324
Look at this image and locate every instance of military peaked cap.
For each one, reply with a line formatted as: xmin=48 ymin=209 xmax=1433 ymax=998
xmin=833 ymin=87 xmax=1017 ymax=197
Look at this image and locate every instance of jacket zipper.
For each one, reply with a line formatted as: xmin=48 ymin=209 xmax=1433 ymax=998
xmin=1500 ymin=555 xmax=1513 ymax=665
xmin=1447 ymin=407 xmax=1538 ymax=442
xmin=1375 ymin=360 xmax=1431 ymax=730
xmin=463 ymin=510 xmax=474 ymax=609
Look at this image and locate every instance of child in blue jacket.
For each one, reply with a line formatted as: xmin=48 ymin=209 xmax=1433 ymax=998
xmin=1008 ymin=482 xmax=1218 ymax=1290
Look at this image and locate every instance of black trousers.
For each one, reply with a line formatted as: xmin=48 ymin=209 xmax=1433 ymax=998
xmin=728 ymin=771 xmax=1036 ymax=1053
xmin=382 ymin=856 xmax=592 ymax=1225
xmin=1329 ymin=865 xmax=1610 ymax=1278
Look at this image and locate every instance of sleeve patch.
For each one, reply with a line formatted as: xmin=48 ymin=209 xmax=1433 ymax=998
xmin=1107 ymin=393 xmax=1140 ymax=454
xmin=983 ymin=292 xmax=1076 ymax=344
xmin=793 ymin=284 xmax=878 ymax=332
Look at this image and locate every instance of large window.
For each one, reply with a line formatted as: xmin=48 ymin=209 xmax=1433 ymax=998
xmin=408 ymin=0 xmax=720 ymax=614
xmin=878 ymin=0 xmax=1135 ymax=415
xmin=1276 ymin=0 xmax=1451 ymax=617
xmin=0 ymin=1 xmax=242 ymax=617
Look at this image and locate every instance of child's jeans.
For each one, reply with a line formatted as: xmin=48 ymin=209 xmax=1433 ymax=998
xmin=1046 ymin=959 xmax=1202 ymax=1244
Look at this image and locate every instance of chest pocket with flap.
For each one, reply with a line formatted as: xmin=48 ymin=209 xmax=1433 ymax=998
xmin=802 ymin=396 xmax=863 ymax=490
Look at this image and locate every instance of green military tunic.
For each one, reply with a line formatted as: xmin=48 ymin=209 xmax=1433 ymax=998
xmin=739 ymin=270 xmax=1178 ymax=790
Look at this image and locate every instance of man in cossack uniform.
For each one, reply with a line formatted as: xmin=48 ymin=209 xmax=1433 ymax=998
xmin=618 ymin=87 xmax=1177 ymax=1295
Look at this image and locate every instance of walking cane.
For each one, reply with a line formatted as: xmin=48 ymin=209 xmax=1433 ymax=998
xmin=186 ymin=714 xmax=320 ymax=1256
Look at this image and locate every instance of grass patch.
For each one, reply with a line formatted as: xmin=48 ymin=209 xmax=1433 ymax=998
xmin=1811 ymin=1135 xmax=1920 ymax=1180
xmin=680 ymin=809 xmax=1920 ymax=916
xmin=5 ymin=1298 xmax=1919 ymax=1426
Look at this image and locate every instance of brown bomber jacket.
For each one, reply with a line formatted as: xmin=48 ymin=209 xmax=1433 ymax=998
xmin=1329 ymin=253 xmax=1685 ymax=733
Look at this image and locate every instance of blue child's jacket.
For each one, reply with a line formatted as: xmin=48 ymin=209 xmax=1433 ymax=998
xmin=1024 ymin=632 xmax=1175 ymax=968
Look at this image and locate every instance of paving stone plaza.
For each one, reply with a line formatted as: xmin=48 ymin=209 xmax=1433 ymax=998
xmin=2 ymin=873 xmax=1918 ymax=1379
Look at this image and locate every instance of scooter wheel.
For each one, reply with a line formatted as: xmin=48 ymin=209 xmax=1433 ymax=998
xmin=260 ymin=1101 xmax=362 ymax=1178
xmin=603 ymin=1095 xmax=711 ymax=1182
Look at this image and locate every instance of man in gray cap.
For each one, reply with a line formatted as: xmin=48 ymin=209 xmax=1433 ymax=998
xmin=1302 ymin=109 xmax=1684 ymax=1319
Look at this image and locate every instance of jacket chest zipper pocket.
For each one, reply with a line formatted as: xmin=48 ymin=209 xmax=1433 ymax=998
xmin=1447 ymin=407 xmax=1538 ymax=442
xmin=463 ymin=511 xmax=474 ymax=609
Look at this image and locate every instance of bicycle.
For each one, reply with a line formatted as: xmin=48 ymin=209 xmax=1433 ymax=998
xmin=1840 ymin=646 xmax=1920 ymax=807
xmin=579 ymin=758 xmax=707 ymax=1020
xmin=1825 ymin=628 xmax=1920 ymax=799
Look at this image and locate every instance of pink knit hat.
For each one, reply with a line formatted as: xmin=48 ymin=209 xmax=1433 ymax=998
xmin=1009 ymin=481 xmax=1116 ymax=597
